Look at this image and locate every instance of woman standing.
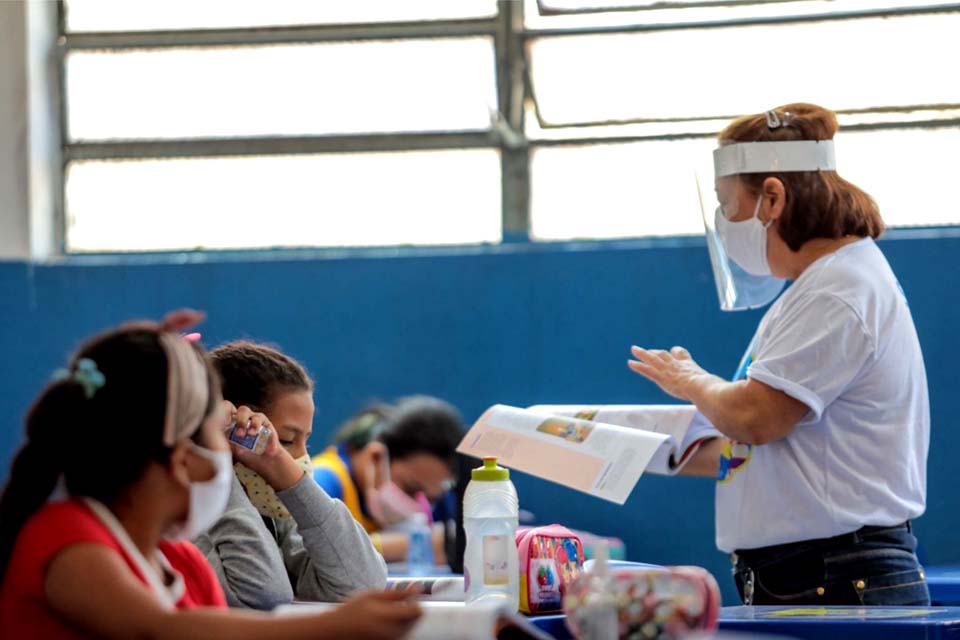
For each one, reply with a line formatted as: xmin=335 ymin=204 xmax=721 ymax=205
xmin=630 ymin=103 xmax=930 ymax=606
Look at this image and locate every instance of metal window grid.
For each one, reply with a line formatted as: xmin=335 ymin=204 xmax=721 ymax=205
xmin=56 ymin=0 xmax=960 ymax=252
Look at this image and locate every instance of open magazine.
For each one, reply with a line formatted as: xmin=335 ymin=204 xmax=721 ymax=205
xmin=456 ymin=405 xmax=719 ymax=504
xmin=274 ymin=601 xmax=553 ymax=640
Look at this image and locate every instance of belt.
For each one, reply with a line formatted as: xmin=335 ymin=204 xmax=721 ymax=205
xmin=733 ymin=521 xmax=912 ymax=567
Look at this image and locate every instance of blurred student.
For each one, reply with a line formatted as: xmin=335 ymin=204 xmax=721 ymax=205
xmin=312 ymin=396 xmax=463 ymax=564
xmin=0 ymin=316 xmax=419 ymax=640
xmin=198 ymin=341 xmax=386 ymax=609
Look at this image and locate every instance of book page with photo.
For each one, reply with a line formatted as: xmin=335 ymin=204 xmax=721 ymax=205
xmin=457 ymin=405 xmax=718 ymax=504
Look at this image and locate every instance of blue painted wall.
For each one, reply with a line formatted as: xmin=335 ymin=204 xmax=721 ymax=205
xmin=0 ymin=233 xmax=957 ymax=603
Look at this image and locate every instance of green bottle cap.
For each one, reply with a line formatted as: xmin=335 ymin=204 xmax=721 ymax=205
xmin=471 ymin=456 xmax=510 ymax=481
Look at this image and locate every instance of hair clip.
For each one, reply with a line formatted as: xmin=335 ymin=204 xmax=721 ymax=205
xmin=51 ymin=357 xmax=106 ymax=399
xmin=765 ymin=110 xmax=783 ymax=130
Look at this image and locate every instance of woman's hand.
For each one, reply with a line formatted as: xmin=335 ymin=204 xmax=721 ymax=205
xmin=628 ymin=345 xmax=710 ymax=401
xmin=228 ymin=404 xmax=304 ymax=492
xmin=325 ymin=590 xmax=422 ymax=640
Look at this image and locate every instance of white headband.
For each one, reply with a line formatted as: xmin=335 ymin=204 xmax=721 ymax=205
xmin=714 ymin=140 xmax=836 ymax=178
xmin=158 ymin=333 xmax=210 ymax=446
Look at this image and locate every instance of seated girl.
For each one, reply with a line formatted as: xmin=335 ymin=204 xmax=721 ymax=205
xmin=197 ymin=341 xmax=387 ymax=609
xmin=312 ymin=396 xmax=463 ymax=564
xmin=0 ymin=314 xmax=419 ymax=640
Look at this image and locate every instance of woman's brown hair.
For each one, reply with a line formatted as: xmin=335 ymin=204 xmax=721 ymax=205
xmin=719 ymin=102 xmax=884 ymax=251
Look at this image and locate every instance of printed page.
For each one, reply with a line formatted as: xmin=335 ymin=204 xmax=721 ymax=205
xmin=274 ymin=601 xmax=552 ymax=640
xmin=405 ymin=602 xmax=499 ymax=640
xmin=457 ymin=405 xmax=670 ymax=504
xmin=403 ymin=602 xmax=552 ymax=640
xmin=529 ymin=404 xmax=696 ymax=443
xmin=527 ymin=404 xmax=713 ymax=474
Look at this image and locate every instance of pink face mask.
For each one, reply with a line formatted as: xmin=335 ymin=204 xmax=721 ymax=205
xmin=366 ymin=481 xmax=432 ymax=528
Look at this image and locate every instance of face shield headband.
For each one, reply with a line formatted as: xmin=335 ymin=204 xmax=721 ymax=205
xmin=713 ymin=139 xmax=836 ymax=178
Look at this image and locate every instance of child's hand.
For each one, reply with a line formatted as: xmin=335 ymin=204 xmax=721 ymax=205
xmin=220 ymin=400 xmax=238 ymax=428
xmin=229 ymin=406 xmax=303 ymax=491
xmin=328 ymin=590 xmax=422 ymax=640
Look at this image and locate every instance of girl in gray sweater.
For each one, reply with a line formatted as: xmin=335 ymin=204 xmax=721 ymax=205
xmin=194 ymin=341 xmax=387 ymax=609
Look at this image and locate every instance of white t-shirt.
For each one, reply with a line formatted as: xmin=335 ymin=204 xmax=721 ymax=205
xmin=715 ymin=238 xmax=929 ymax=553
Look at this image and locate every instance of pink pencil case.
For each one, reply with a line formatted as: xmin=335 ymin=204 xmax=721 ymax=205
xmin=516 ymin=524 xmax=585 ymax=614
xmin=564 ymin=565 xmax=721 ymax=639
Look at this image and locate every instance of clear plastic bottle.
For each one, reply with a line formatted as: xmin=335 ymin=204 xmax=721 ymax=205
xmin=577 ymin=540 xmax=619 ymax=640
xmin=405 ymin=512 xmax=434 ymax=576
xmin=463 ymin=457 xmax=519 ymax=609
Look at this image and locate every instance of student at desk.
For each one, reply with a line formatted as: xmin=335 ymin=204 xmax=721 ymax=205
xmin=312 ymin=397 xmax=462 ymax=565
xmin=629 ymin=104 xmax=930 ymax=606
xmin=0 ymin=315 xmax=419 ymax=640
xmin=196 ymin=341 xmax=387 ymax=609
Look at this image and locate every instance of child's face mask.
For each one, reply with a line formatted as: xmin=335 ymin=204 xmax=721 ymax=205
xmin=235 ymin=454 xmax=313 ymax=519
xmin=366 ymin=481 xmax=432 ymax=528
xmin=167 ymin=444 xmax=233 ymax=540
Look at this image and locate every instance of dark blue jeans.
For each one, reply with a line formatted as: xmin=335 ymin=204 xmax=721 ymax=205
xmin=733 ymin=523 xmax=930 ymax=606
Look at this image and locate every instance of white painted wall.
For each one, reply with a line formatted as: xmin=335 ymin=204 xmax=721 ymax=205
xmin=0 ymin=1 xmax=31 ymax=260
xmin=0 ymin=0 xmax=60 ymax=261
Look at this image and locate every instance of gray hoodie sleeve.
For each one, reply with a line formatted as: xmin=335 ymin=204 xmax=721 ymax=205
xmin=274 ymin=473 xmax=388 ymax=602
xmin=192 ymin=475 xmax=294 ymax=610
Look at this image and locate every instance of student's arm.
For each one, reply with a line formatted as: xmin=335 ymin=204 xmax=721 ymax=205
xmin=275 ymin=474 xmax=388 ymax=602
xmin=44 ymin=543 xmax=420 ymax=640
xmin=192 ymin=474 xmax=295 ymax=609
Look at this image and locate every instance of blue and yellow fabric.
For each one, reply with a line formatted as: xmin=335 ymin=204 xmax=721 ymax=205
xmin=312 ymin=444 xmax=380 ymax=534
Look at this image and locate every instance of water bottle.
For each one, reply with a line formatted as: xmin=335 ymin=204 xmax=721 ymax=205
xmin=463 ymin=457 xmax=519 ymax=609
xmin=577 ymin=540 xmax=619 ymax=640
xmin=405 ymin=512 xmax=434 ymax=576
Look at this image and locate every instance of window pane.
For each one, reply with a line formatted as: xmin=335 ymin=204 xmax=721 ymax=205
xmin=538 ymin=0 xmax=799 ymax=12
xmin=65 ymin=151 xmax=501 ymax=252
xmin=531 ymin=139 xmax=715 ymax=240
xmin=66 ymin=38 xmax=496 ymax=140
xmin=65 ymin=0 xmax=498 ymax=32
xmin=529 ymin=13 xmax=960 ymax=126
xmin=525 ymin=0 xmax=960 ymax=29
xmin=531 ymin=128 xmax=960 ymax=241
xmin=839 ymin=128 xmax=960 ymax=228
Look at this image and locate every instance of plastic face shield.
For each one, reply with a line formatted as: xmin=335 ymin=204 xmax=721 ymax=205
xmin=698 ymin=139 xmax=836 ymax=312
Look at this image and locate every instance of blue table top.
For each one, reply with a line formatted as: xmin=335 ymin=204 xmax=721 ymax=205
xmin=719 ymin=606 xmax=960 ymax=640
xmin=529 ymin=614 xmax=571 ymax=639
xmin=531 ymin=606 xmax=960 ymax=640
xmin=928 ymin=566 xmax=960 ymax=605
xmin=386 ymin=563 xmax=455 ymax=577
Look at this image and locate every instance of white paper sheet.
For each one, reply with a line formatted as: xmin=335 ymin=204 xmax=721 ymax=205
xmin=457 ymin=404 xmax=702 ymax=505
xmin=274 ymin=601 xmax=552 ymax=640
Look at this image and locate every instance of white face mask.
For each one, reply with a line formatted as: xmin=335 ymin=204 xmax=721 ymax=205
xmin=166 ymin=445 xmax=232 ymax=541
xmin=715 ymin=194 xmax=773 ymax=276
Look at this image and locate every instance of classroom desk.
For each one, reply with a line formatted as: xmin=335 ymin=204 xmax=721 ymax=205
xmin=927 ymin=566 xmax=960 ymax=605
xmin=715 ymin=606 xmax=960 ymax=640
xmin=386 ymin=563 xmax=455 ymax=576
xmin=531 ymin=607 xmax=960 ymax=640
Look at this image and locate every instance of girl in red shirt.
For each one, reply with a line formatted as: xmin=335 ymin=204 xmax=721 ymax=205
xmin=0 ymin=312 xmax=419 ymax=640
